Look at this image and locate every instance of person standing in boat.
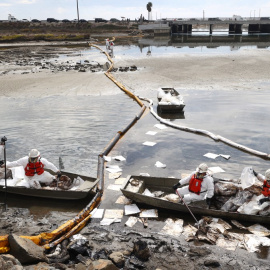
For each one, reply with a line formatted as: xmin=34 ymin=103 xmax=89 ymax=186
xmin=1 ymin=149 xmax=59 ymax=188
xmin=173 ymin=163 xmax=214 ymax=206
xmin=253 ymin=169 xmax=270 ymax=205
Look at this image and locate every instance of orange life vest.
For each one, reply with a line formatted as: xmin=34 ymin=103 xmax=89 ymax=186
xmin=25 ymin=161 xmax=45 ymax=177
xmin=189 ymin=174 xmax=203 ymax=195
xmin=262 ymin=180 xmax=270 ymax=197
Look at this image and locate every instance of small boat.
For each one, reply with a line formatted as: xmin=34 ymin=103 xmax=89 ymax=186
xmin=0 ymin=170 xmax=98 ymax=200
xmin=157 ymin=87 xmax=185 ymax=112
xmin=121 ymin=175 xmax=270 ymax=225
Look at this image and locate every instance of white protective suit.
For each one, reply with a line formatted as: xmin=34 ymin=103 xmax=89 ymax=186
xmin=176 ymin=171 xmax=214 ymax=204
xmin=6 ymin=156 xmax=58 ymax=187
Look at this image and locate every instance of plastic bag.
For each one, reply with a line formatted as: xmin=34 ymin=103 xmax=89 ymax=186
xmin=240 ymin=167 xmax=256 ymax=190
xmin=237 ymin=196 xmax=263 ymax=215
xmin=163 ymin=194 xmax=180 ymax=203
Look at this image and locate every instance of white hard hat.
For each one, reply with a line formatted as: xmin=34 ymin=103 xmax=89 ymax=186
xmin=29 ymin=149 xmax=40 ymax=158
xmin=196 ymin=163 xmax=208 ymax=173
xmin=265 ymin=169 xmax=270 ymax=181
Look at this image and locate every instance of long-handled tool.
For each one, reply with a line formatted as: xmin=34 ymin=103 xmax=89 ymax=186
xmin=175 ymin=189 xmax=199 ymax=226
xmin=1 ymin=136 xmax=7 ymax=211
xmin=55 ymin=156 xmax=64 ymax=190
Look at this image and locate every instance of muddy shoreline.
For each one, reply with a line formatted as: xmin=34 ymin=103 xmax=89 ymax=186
xmin=1 ymin=41 xmax=270 ymax=269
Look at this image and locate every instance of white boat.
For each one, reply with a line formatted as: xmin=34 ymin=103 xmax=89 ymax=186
xmin=157 ymin=87 xmax=185 ymax=112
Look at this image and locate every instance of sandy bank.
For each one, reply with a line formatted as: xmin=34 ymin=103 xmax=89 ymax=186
xmin=1 ymin=47 xmax=270 ymax=99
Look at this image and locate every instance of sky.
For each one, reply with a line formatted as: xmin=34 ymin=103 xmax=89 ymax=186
xmin=0 ymin=0 xmax=270 ymax=21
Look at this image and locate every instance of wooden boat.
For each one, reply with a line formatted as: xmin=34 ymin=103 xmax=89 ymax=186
xmin=121 ymin=175 xmax=270 ymax=225
xmin=157 ymin=87 xmax=185 ymax=112
xmin=0 ymin=170 xmax=98 ymax=200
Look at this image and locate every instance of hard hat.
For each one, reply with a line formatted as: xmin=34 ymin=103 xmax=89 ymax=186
xmin=265 ymin=169 xmax=270 ymax=181
xmin=196 ymin=163 xmax=208 ymax=173
xmin=29 ymin=149 xmax=40 ymax=158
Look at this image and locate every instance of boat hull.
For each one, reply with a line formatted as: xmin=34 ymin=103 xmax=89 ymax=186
xmin=0 ymin=171 xmax=98 ymax=200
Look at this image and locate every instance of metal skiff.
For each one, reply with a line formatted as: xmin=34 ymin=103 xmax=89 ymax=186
xmin=157 ymin=87 xmax=185 ymax=112
xmin=0 ymin=171 xmax=98 ymax=200
xmin=121 ymin=175 xmax=270 ymax=225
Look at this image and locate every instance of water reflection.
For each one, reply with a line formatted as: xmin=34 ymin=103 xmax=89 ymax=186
xmin=137 ymin=34 xmax=270 ymax=53
xmin=0 ymin=95 xmax=139 ymax=178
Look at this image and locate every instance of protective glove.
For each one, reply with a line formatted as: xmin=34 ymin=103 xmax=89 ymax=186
xmin=259 ymin=197 xmax=270 ymax=205
xmin=253 ymin=169 xmax=258 ymax=177
xmin=57 ymin=171 xmax=62 ymax=178
xmin=206 ymin=197 xmax=212 ymax=207
xmin=173 ymin=182 xmax=181 ymax=191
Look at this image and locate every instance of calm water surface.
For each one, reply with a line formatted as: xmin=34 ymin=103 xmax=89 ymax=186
xmin=1 ymin=38 xmax=270 ymax=259
xmin=1 ymin=38 xmax=270 ymax=209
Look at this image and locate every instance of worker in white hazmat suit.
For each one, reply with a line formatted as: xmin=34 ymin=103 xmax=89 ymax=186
xmin=2 ymin=149 xmax=59 ymax=188
xmin=253 ymin=168 xmax=270 ymax=205
xmin=105 ymin=38 xmax=110 ymax=49
xmin=173 ymin=163 xmax=214 ymax=205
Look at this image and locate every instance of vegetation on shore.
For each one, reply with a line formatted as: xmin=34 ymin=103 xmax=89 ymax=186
xmin=0 ymin=21 xmax=140 ymax=42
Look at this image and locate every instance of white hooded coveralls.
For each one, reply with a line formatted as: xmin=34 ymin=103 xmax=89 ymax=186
xmin=7 ymin=156 xmax=58 ymax=186
xmin=177 ymin=171 xmax=214 ymax=204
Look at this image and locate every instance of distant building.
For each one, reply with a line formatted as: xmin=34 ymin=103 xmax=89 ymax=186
xmin=8 ymin=14 xmax=17 ymax=22
xmin=232 ymin=15 xmax=243 ymax=21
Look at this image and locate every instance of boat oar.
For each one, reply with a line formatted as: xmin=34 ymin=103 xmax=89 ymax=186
xmin=175 ymin=189 xmax=199 ymax=227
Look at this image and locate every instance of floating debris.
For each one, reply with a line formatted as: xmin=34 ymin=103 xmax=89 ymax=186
xmin=124 ymin=204 xmax=140 ymax=215
xmin=154 ymin=124 xmax=167 ymax=130
xmin=182 ymin=225 xmax=197 ymax=241
xmin=104 ymin=209 xmax=123 ymax=219
xmin=142 ymin=141 xmax=156 ymax=146
xmin=91 ymin=208 xmax=104 ymax=219
xmin=231 ymin=220 xmax=247 ymax=230
xmin=115 ymin=195 xmax=132 ymax=205
xmin=203 ymin=153 xmax=230 ymax=160
xmin=103 ymin=156 xmax=111 ymax=162
xmin=114 ymin=177 xmax=126 ymax=185
xmin=142 ymin=188 xmax=154 ymax=197
xmin=112 ymin=156 xmax=126 ymax=161
xmin=139 ymin=173 xmax=150 ymax=177
xmin=139 ymin=209 xmax=158 ymax=218
xmin=146 ymin=131 xmax=157 ymax=135
xmin=155 ymin=161 xmax=166 ymax=168
xmin=160 ymin=218 xmax=184 ymax=237
xmin=243 ymin=234 xmax=270 ymax=253
xmin=106 ymin=165 xmax=122 ymax=173
xmin=100 ymin=218 xmax=121 ymax=226
xmin=107 ymin=184 xmax=122 ymax=191
xmin=109 ymin=172 xmax=122 ymax=179
xmin=125 ymin=216 xmax=138 ymax=227
xmin=247 ymin=224 xmax=270 ymax=237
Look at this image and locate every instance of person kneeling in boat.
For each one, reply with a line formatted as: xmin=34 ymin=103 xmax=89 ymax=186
xmin=173 ymin=163 xmax=214 ymax=206
xmin=253 ymin=169 xmax=270 ymax=206
xmin=2 ymin=149 xmax=60 ymax=188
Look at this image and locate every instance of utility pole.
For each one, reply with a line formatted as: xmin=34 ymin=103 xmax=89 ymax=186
xmin=76 ymin=0 xmax=80 ymax=22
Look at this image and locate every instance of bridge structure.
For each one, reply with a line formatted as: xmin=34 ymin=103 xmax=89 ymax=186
xmin=139 ymin=17 xmax=270 ymax=35
xmin=138 ymin=35 xmax=270 ymax=51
